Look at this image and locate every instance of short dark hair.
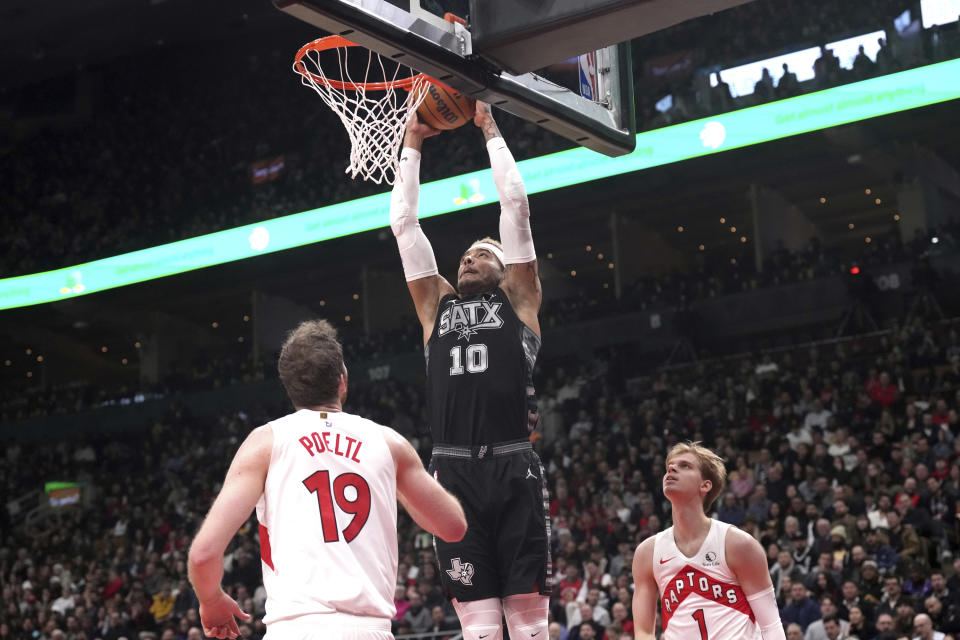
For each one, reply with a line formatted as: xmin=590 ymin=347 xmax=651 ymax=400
xmin=822 ymin=613 xmax=839 ymax=626
xmin=278 ymin=320 xmax=344 ymax=408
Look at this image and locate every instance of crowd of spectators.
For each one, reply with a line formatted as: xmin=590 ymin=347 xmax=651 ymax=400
xmin=3 ymin=0 xmax=959 ymax=278
xmin=5 ymin=294 xmax=960 ymax=639
xmin=5 ymin=219 xmax=959 ymax=423
xmin=635 ymin=0 xmax=960 ymax=130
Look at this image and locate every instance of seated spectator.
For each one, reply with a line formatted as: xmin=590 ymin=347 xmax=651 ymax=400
xmin=912 ymin=612 xmax=946 ymax=640
xmin=803 ymin=596 xmax=848 ymax=640
xmin=777 ymin=62 xmax=800 ymax=98
xmin=753 ymin=67 xmax=776 ymax=102
xmin=845 ymin=604 xmax=875 ymax=640
xmin=783 ymin=582 xmax=822 ymax=632
xmin=402 ymin=589 xmax=432 ymax=634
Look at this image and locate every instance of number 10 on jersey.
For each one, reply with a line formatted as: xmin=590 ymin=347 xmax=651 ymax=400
xmin=449 ymin=344 xmax=488 ymax=375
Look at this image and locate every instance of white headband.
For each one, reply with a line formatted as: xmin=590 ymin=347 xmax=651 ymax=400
xmin=468 ymin=242 xmax=504 ymax=266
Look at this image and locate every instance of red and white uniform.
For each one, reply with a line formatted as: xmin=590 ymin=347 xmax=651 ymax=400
xmin=256 ymin=409 xmax=397 ymax=638
xmin=653 ymin=520 xmax=761 ymax=640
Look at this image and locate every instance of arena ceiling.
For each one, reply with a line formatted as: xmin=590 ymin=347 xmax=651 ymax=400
xmin=0 ymin=0 xmax=301 ymax=90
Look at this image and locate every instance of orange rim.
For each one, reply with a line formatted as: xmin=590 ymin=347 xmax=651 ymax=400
xmin=294 ymin=35 xmax=454 ymax=93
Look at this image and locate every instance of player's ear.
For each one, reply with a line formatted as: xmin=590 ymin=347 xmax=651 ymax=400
xmin=701 ymin=478 xmax=712 ymax=497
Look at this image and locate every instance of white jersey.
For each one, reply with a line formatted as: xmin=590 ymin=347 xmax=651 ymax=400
xmin=256 ymin=409 xmax=398 ymax=627
xmin=653 ymin=520 xmax=761 ymax=640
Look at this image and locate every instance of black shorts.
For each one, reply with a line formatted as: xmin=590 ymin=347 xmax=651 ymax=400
xmin=428 ymin=440 xmax=553 ymax=602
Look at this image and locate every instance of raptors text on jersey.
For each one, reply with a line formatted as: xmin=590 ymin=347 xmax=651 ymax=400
xmin=652 ymin=520 xmax=761 ymax=640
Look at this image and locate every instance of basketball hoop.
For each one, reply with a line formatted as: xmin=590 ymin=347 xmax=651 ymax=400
xmin=293 ymin=36 xmax=435 ymax=185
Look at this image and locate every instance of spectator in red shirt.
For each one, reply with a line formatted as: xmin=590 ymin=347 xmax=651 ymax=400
xmin=101 ymin=569 xmax=125 ymax=601
xmin=868 ymin=372 xmax=898 ymax=408
xmin=558 ymin=565 xmax=583 ymax=595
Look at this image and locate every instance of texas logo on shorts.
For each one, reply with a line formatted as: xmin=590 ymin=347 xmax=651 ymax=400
xmin=446 ymin=557 xmax=475 ymax=586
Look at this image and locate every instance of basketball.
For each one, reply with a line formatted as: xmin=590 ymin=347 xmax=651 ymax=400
xmin=417 ymin=83 xmax=476 ymax=130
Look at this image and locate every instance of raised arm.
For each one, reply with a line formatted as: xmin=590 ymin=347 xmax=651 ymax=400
xmin=385 ymin=427 xmax=466 ymax=542
xmin=726 ymin=527 xmax=786 ymax=640
xmin=631 ymin=536 xmax=658 ymax=640
xmin=476 ymin=103 xmax=542 ymax=336
xmin=391 ymin=115 xmax=456 ymax=347
xmin=188 ymin=426 xmax=271 ymax=638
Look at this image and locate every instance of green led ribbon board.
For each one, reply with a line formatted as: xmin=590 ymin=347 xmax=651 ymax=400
xmin=3 ymin=59 xmax=959 ymax=310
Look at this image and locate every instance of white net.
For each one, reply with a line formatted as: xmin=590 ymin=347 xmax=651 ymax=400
xmin=294 ymin=38 xmax=430 ymax=185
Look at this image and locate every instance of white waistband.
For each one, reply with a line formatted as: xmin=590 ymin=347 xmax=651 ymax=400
xmin=268 ymin=611 xmax=392 ymax=632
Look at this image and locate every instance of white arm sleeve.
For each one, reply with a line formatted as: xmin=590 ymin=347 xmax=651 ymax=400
xmin=746 ymin=587 xmax=786 ymax=640
xmin=487 ymin=137 xmax=535 ymax=265
xmin=390 ymin=147 xmax=439 ymax=282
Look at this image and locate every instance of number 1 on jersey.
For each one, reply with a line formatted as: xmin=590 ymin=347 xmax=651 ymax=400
xmin=449 ymin=344 xmax=488 ymax=375
xmin=692 ymin=608 xmax=709 ymax=639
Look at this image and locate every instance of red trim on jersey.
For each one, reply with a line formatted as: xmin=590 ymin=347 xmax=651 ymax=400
xmin=259 ymin=523 xmax=275 ymax=572
xmin=660 ymin=565 xmax=756 ymax=630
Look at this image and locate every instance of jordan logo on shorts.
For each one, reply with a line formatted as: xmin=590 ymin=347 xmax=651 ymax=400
xmin=446 ymin=557 xmax=475 ymax=586
xmin=525 ymin=466 xmax=537 ymax=480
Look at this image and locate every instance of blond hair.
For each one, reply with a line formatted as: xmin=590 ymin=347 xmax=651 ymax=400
xmin=666 ymin=442 xmax=727 ymax=511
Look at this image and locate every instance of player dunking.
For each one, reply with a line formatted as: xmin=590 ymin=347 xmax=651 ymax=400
xmin=632 ymin=443 xmax=785 ymax=640
xmin=389 ymin=103 xmax=550 ymax=640
xmin=188 ymin=320 xmax=466 ymax=640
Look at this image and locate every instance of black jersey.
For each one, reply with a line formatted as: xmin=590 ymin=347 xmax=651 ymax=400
xmin=425 ymin=287 xmax=540 ymax=446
